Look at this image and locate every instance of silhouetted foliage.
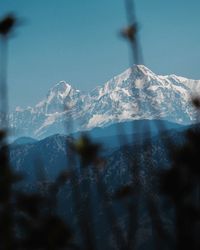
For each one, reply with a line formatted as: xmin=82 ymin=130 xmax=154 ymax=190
xmin=0 ymin=14 xmax=17 ymax=37
xmin=161 ymin=126 xmax=200 ymax=250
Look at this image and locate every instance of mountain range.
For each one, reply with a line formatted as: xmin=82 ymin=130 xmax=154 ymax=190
xmin=10 ymin=118 xmax=188 ymax=183
xmin=9 ymin=65 xmax=200 ymax=139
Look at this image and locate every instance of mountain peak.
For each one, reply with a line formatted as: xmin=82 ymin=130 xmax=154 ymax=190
xmin=135 ymin=65 xmax=155 ymax=75
xmin=112 ymin=65 xmax=155 ymax=86
xmin=45 ymin=81 xmax=76 ymax=102
xmin=50 ymin=81 xmax=72 ymax=94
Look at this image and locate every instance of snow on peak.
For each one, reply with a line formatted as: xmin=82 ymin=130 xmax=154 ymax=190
xmin=113 ymin=68 xmax=132 ymax=85
xmin=135 ymin=65 xmax=155 ymax=75
xmin=45 ymin=81 xmax=74 ymax=104
xmin=15 ymin=106 xmax=24 ymax=112
xmin=111 ymin=65 xmax=154 ymax=86
xmin=50 ymin=81 xmax=72 ymax=96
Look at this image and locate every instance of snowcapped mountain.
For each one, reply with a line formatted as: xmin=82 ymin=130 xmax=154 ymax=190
xmin=9 ymin=65 xmax=200 ymax=139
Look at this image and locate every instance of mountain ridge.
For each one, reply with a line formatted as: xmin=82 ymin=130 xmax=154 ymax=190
xmin=9 ymin=119 xmax=188 ymax=181
xmin=9 ymin=65 xmax=200 ymax=139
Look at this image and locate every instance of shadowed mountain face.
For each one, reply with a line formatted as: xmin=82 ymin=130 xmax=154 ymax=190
xmin=9 ymin=120 xmax=186 ymax=182
xmin=9 ymin=65 xmax=199 ymax=139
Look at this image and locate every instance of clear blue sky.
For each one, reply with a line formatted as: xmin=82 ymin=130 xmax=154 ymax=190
xmin=1 ymin=0 xmax=200 ymax=110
